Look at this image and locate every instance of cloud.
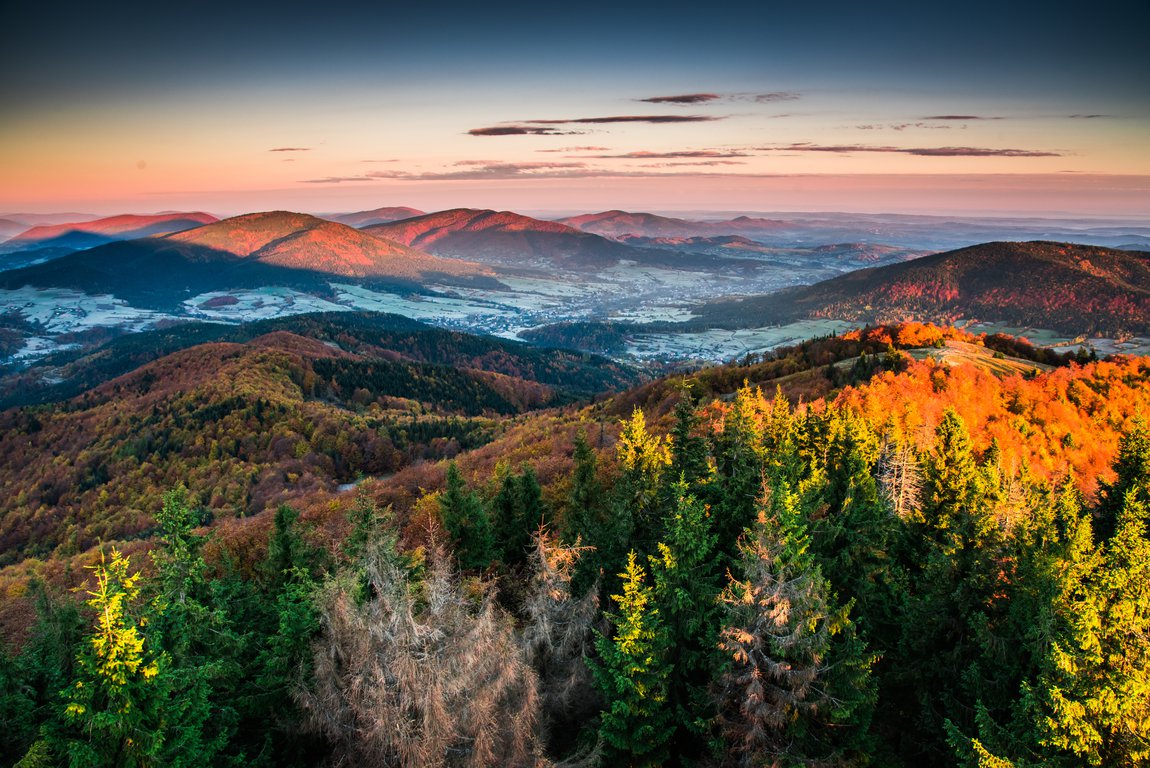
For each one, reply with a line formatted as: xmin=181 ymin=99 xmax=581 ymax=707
xmin=754 ymin=92 xmax=801 ymax=103
xmin=269 ymin=147 xmax=311 ymax=152
xmin=300 ymin=162 xmax=749 ymax=183
xmin=470 ymin=115 xmax=722 ymax=136
xmin=574 ymin=150 xmax=750 ymax=159
xmin=528 ymin=114 xmax=721 ymax=125
xmin=762 ymin=143 xmax=1061 ymax=157
xmin=639 ymin=93 xmax=721 ymax=104
xmin=1068 ymin=114 xmax=1109 ymax=119
xmin=636 ymin=160 xmax=746 ymax=167
xmin=856 ymin=122 xmax=954 ymax=131
xmin=468 ymin=125 xmax=580 ymax=136
xmin=361 ymin=159 xmax=400 ymax=163
xmin=921 ymin=115 xmax=1003 ymax=120
xmin=536 ymin=146 xmax=611 ymax=153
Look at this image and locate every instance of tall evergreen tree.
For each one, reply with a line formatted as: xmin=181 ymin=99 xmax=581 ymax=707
xmin=669 ymin=383 xmax=710 ymax=492
xmin=1096 ymin=420 xmax=1150 ymax=539
xmin=60 ymin=549 xmax=171 ymax=768
xmin=438 ymin=462 xmax=496 ymax=570
xmin=616 ymin=407 xmax=672 ymax=553
xmin=894 ymin=409 xmax=1007 ymax=763
xmin=718 ymin=497 xmax=876 ymax=767
xmin=649 ymin=484 xmax=722 ymax=765
xmin=1030 ymin=489 xmax=1150 ymax=767
xmin=712 ymin=385 xmax=766 ymax=554
xmin=592 ymin=552 xmax=674 ymax=767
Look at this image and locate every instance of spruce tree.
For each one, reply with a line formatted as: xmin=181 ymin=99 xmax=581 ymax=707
xmin=1031 ymin=489 xmax=1150 ymax=766
xmin=439 ymin=462 xmax=496 ymax=570
xmin=592 ymin=552 xmax=674 ymax=767
xmin=648 ymin=484 xmax=722 ymax=764
xmin=718 ymin=499 xmax=876 ymax=767
xmin=60 ymin=549 xmax=170 ymax=768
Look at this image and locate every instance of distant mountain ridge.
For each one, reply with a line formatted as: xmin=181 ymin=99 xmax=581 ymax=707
xmin=1 ymin=212 xmax=219 ymax=253
xmin=558 ymin=209 xmax=789 ymax=239
xmin=327 ymin=206 xmax=426 ymax=227
xmin=363 ymin=208 xmax=651 ymax=270
xmin=0 ymin=211 xmax=493 ymax=310
xmin=696 ymin=241 xmax=1150 ymax=336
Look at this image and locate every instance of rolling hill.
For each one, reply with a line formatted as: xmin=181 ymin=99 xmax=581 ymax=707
xmin=695 ymin=241 xmax=1150 ymax=336
xmin=0 ymin=311 xmax=644 ymax=563
xmin=363 ymin=208 xmax=653 ymax=270
xmin=0 ymin=212 xmax=219 ymax=253
xmin=0 ymin=219 xmax=29 ymax=242
xmin=328 ymin=206 xmax=426 ymax=227
xmin=0 ymin=212 xmax=494 ymax=310
xmin=558 ymin=209 xmax=790 ymax=239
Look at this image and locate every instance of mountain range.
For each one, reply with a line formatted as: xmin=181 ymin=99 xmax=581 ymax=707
xmin=328 ymin=206 xmax=426 ymax=228
xmin=0 ymin=212 xmax=219 ymax=253
xmin=558 ymin=210 xmax=790 ymax=239
xmin=695 ymin=241 xmax=1150 ymax=336
xmin=363 ymin=208 xmax=661 ymax=271
xmin=0 ymin=212 xmax=493 ymax=310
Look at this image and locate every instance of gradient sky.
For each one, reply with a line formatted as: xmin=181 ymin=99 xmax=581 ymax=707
xmin=2 ymin=0 xmax=1148 ymax=216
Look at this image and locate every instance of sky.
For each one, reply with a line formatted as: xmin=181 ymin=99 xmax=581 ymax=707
xmin=1 ymin=0 xmax=1148 ymax=217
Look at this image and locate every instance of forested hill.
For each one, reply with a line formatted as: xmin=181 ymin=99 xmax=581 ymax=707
xmin=3 ymin=321 xmax=1150 ymax=768
xmin=0 ymin=311 xmax=643 ymax=409
xmin=696 ymin=240 xmax=1150 ymax=335
xmin=0 ymin=313 xmax=644 ymax=564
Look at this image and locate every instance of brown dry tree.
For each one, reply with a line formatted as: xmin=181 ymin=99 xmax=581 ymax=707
xmin=717 ymin=510 xmax=873 ymax=768
xmin=298 ymin=539 xmax=545 ymax=768
xmin=519 ymin=531 xmax=601 ymax=757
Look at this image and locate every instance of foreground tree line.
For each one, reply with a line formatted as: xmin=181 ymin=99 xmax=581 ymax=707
xmin=3 ymin=384 xmax=1149 ymax=767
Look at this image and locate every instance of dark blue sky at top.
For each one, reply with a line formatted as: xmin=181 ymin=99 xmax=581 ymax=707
xmin=3 ymin=0 xmax=1148 ymax=113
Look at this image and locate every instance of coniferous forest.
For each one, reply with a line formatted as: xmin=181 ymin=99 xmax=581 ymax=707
xmin=2 ymin=322 xmax=1149 ymax=767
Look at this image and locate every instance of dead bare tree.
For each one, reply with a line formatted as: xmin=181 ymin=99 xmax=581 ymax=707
xmin=877 ymin=437 xmax=922 ymax=520
xmin=519 ymin=531 xmax=601 ymax=756
xmin=299 ymin=540 xmax=545 ymax=768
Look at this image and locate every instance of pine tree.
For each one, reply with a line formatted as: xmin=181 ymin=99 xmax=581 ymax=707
xmin=717 ymin=504 xmax=875 ymax=767
xmin=563 ymin=429 xmax=606 ymax=547
xmin=439 ymin=462 xmax=496 ymax=570
xmin=812 ymin=412 xmax=902 ymax=646
xmin=712 ymin=385 xmax=766 ymax=555
xmin=1096 ymin=420 xmax=1150 ymax=539
xmin=616 ymin=407 xmax=672 ymax=552
xmin=592 ymin=552 xmax=674 ymax=767
xmin=648 ymin=484 xmax=722 ymax=765
xmin=61 ymin=549 xmax=167 ymax=768
xmin=1031 ymin=489 xmax=1150 ymax=766
xmin=493 ymin=466 xmax=547 ymax=568
xmin=669 ymin=383 xmax=710 ymax=491
xmin=895 ymin=409 xmax=1009 ymax=762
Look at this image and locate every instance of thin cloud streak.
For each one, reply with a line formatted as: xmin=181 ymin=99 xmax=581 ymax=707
xmin=269 ymin=147 xmax=311 ymax=152
xmin=300 ymin=162 xmax=759 ymax=183
xmin=762 ymin=143 xmax=1061 ymax=157
xmin=468 ymin=125 xmax=580 ymax=136
xmin=528 ymin=114 xmax=721 ymax=124
xmin=576 ymin=150 xmax=750 ymax=159
xmin=921 ymin=115 xmax=1004 ymax=120
xmin=639 ymin=93 xmax=720 ymax=104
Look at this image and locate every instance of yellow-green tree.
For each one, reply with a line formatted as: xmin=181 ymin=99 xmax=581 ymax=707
xmin=62 ymin=549 xmax=165 ymax=768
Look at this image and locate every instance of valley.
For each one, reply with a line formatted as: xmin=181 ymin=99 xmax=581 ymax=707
xmin=2 ymin=207 xmax=1148 ymax=383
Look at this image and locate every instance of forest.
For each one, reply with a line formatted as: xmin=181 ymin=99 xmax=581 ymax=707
xmin=1 ymin=323 xmax=1149 ymax=767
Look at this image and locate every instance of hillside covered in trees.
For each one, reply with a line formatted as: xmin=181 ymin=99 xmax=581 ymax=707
xmin=2 ymin=321 xmax=1149 ymax=767
xmin=695 ymin=241 xmax=1150 ymax=336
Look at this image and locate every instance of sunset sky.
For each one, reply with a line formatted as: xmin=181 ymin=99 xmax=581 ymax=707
xmin=2 ymin=0 xmax=1148 ymax=216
